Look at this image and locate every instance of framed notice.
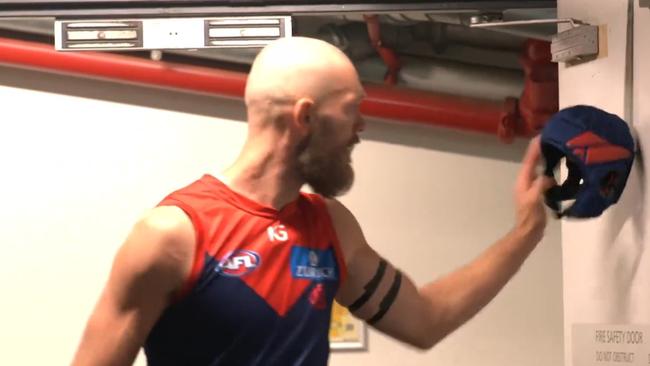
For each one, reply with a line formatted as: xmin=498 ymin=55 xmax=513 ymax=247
xmin=329 ymin=301 xmax=367 ymax=350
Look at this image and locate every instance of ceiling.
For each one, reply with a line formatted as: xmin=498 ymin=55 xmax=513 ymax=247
xmin=0 ymin=1 xmax=556 ymax=18
xmin=0 ymin=1 xmax=559 ymax=135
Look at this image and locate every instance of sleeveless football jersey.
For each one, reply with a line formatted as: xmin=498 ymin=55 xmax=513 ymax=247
xmin=144 ymin=174 xmax=347 ymax=366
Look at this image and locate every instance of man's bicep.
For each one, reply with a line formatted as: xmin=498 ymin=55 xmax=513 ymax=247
xmin=335 ymin=246 xmax=395 ymax=321
xmin=324 ymin=199 xmax=437 ymax=349
xmin=336 ymin=246 xmax=436 ymax=349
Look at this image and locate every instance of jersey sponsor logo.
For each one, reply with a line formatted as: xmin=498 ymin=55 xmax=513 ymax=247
xmin=290 ymin=246 xmax=338 ymax=281
xmin=217 ymin=249 xmax=261 ymax=277
xmin=267 ymin=224 xmax=289 ymax=242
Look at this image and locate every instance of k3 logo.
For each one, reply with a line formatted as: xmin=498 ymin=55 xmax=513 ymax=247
xmin=267 ymin=224 xmax=289 ymax=242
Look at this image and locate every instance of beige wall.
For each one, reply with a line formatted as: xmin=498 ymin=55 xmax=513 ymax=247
xmin=0 ymin=67 xmax=562 ymax=365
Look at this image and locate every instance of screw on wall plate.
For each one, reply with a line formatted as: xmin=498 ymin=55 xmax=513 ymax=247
xmin=150 ymin=50 xmax=163 ymax=61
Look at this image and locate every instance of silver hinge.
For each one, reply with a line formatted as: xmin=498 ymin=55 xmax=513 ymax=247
xmin=469 ymin=15 xmax=598 ymax=63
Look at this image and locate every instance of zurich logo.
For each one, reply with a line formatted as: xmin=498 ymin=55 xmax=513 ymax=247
xmin=290 ymin=246 xmax=337 ymax=282
xmin=216 ymin=249 xmax=261 ymax=277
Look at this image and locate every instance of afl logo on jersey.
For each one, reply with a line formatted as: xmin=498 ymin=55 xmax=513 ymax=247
xmin=217 ymin=250 xmax=261 ymax=277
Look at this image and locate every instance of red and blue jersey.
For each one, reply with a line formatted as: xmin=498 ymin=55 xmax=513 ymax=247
xmin=144 ymin=174 xmax=347 ymax=365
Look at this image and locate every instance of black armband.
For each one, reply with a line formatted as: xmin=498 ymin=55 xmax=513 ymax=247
xmin=348 ymin=259 xmax=387 ymax=312
xmin=367 ymin=270 xmax=402 ymax=325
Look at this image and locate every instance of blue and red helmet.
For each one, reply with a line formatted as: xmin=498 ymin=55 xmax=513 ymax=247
xmin=541 ymin=105 xmax=635 ymax=218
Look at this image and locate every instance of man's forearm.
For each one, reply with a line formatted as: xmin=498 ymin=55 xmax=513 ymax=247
xmin=419 ymin=226 xmax=540 ymax=342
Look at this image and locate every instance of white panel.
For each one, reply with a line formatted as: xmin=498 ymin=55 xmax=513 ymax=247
xmin=209 ymin=27 xmax=281 ymax=38
xmin=67 ymin=22 xmax=136 ymax=28
xmin=54 ymin=20 xmax=62 ymax=50
xmin=143 ymin=18 xmax=205 ymax=49
xmin=67 ymin=30 xmax=138 ymax=41
xmin=559 ymin=1 xmax=650 ymax=366
xmin=208 ymin=19 xmax=280 ymax=26
xmin=55 ymin=16 xmax=292 ymax=51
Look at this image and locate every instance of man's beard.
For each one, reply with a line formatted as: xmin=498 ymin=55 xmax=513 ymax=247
xmin=297 ymin=135 xmax=355 ymax=198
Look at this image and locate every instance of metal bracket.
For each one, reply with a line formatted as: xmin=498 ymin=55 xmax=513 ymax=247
xmin=469 ymin=14 xmax=599 ymax=63
xmin=550 ymin=25 xmax=598 ymax=63
xmin=54 ymin=16 xmax=292 ymax=51
xmin=469 ymin=15 xmax=586 ymax=28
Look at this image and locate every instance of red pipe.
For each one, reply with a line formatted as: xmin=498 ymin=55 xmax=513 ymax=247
xmin=364 ymin=14 xmax=401 ymax=85
xmin=517 ymin=39 xmax=559 ymax=136
xmin=0 ymin=37 xmax=247 ymax=98
xmin=0 ymin=37 xmax=546 ymax=141
xmin=362 ymin=83 xmax=506 ymax=135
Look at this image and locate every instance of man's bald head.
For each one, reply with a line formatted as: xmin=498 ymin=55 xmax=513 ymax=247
xmin=245 ymin=37 xmax=361 ymax=109
xmin=241 ymin=37 xmax=365 ymax=198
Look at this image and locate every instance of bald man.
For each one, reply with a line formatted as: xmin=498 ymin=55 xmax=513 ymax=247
xmin=71 ymin=37 xmax=554 ymax=366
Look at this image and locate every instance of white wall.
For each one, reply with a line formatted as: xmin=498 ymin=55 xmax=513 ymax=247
xmin=0 ymin=66 xmax=563 ymax=366
xmin=559 ymin=1 xmax=650 ymax=365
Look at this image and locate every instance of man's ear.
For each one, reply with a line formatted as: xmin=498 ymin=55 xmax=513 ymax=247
xmin=293 ymin=97 xmax=314 ymax=133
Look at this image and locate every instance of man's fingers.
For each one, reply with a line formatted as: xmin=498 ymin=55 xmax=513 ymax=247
xmin=517 ymin=136 xmax=543 ymax=189
xmin=532 ymin=176 xmax=557 ymax=196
